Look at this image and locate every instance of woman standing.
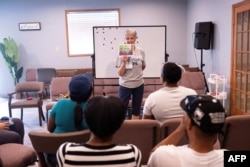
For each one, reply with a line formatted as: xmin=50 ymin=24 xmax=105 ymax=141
xmin=117 ymin=29 xmax=146 ymax=119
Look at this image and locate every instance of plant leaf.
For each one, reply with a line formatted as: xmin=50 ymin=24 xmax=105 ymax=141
xmin=16 ymin=66 xmax=23 ymax=80
xmin=3 ymin=37 xmax=19 ymax=63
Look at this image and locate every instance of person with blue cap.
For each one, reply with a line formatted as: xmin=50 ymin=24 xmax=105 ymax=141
xmin=47 ymin=73 xmax=93 ymax=165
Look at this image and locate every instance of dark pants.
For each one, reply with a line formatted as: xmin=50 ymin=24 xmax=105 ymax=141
xmin=0 ymin=118 xmax=24 ymax=145
xmin=118 ymin=84 xmax=144 ymax=116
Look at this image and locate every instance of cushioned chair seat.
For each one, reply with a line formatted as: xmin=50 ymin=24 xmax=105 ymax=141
xmin=0 ymin=143 xmax=37 ymax=167
xmin=10 ymin=99 xmax=40 ymax=108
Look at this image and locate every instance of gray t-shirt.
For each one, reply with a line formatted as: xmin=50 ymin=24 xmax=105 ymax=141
xmin=117 ymin=47 xmax=146 ymax=88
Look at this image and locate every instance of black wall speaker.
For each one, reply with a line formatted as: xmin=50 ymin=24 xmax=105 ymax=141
xmin=194 ymin=22 xmax=213 ymax=50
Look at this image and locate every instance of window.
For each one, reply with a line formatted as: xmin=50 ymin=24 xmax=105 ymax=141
xmin=65 ymin=9 xmax=120 ymax=57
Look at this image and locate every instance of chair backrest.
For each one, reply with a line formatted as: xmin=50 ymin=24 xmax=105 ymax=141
xmin=37 ymin=68 xmax=56 ymax=85
xmin=56 ymin=70 xmax=77 ymax=77
xmin=144 ymin=78 xmax=158 ymax=98
xmin=93 ymin=78 xmax=104 ymax=96
xmin=113 ymin=120 xmax=161 ymax=165
xmin=29 ymin=130 xmax=90 ymax=167
xmin=160 ymin=117 xmax=189 ymax=145
xmin=219 ymin=115 xmax=250 ymax=150
xmin=178 ymin=71 xmax=206 ymax=95
xmin=154 ymin=77 xmax=163 ymax=90
xmin=50 ymin=77 xmax=71 ymax=101
xmin=103 ymin=78 xmax=119 ymax=96
xmin=25 ymin=68 xmax=37 ymax=81
xmin=15 ymin=81 xmax=44 ymax=93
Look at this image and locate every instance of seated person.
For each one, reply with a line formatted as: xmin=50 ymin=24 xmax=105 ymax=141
xmin=57 ymin=96 xmax=142 ymax=167
xmin=47 ymin=73 xmax=93 ymax=165
xmin=147 ymin=95 xmax=226 ymax=167
xmin=143 ymin=62 xmax=197 ymax=122
xmin=47 ymin=73 xmax=93 ymax=133
xmin=0 ymin=117 xmax=24 ymax=145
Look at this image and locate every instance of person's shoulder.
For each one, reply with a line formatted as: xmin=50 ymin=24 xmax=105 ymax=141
xmin=58 ymin=98 xmax=71 ymax=102
xmin=117 ymin=144 xmax=141 ymax=152
xmin=56 ymin=98 xmax=75 ymax=105
xmin=147 ymin=88 xmax=164 ymax=97
xmin=60 ymin=142 xmax=80 ymax=148
xmin=58 ymin=142 xmax=80 ymax=153
xmin=153 ymin=145 xmax=188 ymax=155
xmin=178 ymin=86 xmax=197 ymax=93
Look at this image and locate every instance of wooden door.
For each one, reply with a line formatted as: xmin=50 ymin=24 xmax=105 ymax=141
xmin=231 ymin=1 xmax=250 ymax=115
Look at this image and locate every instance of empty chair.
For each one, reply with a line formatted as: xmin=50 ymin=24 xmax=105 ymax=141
xmin=113 ymin=119 xmax=161 ymax=165
xmin=219 ymin=115 xmax=250 ymax=150
xmin=29 ymin=130 xmax=90 ymax=167
xmin=37 ymin=68 xmax=56 ymax=98
xmin=178 ymin=71 xmax=206 ymax=95
xmin=103 ymin=78 xmax=119 ymax=96
xmin=93 ymin=78 xmax=105 ymax=96
xmin=25 ymin=68 xmax=37 ymax=82
xmin=8 ymin=81 xmax=45 ymax=126
xmin=56 ymin=70 xmax=77 ymax=77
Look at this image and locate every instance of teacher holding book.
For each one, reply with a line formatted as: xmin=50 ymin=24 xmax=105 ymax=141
xmin=117 ymin=28 xmax=146 ymax=119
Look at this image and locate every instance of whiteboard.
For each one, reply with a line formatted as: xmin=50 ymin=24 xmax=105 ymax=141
xmin=93 ymin=26 xmax=166 ymax=78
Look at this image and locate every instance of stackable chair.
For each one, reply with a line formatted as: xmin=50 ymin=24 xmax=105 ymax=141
xmin=37 ymin=68 xmax=56 ymax=98
xmin=219 ymin=115 xmax=250 ymax=150
xmin=8 ymin=81 xmax=45 ymax=126
xmin=29 ymin=130 xmax=90 ymax=167
xmin=179 ymin=71 xmax=206 ymax=94
xmin=0 ymin=143 xmax=37 ymax=167
xmin=113 ymin=120 xmax=161 ymax=165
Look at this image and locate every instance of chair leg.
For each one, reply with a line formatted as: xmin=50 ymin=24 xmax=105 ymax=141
xmin=8 ymin=107 xmax=12 ymax=118
xmin=21 ymin=108 xmax=23 ymax=120
xmin=38 ymin=107 xmax=42 ymax=126
xmin=46 ymin=110 xmax=49 ymax=123
xmin=41 ymin=108 xmax=45 ymax=121
xmin=38 ymin=106 xmax=45 ymax=126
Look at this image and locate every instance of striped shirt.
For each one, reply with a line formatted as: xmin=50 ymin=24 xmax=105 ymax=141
xmin=57 ymin=142 xmax=142 ymax=167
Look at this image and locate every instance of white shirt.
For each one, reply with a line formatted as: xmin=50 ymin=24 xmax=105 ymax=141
xmin=148 ymin=145 xmax=225 ymax=167
xmin=143 ymin=86 xmax=197 ymax=122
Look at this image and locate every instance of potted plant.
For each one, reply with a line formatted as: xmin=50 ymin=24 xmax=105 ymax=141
xmin=0 ymin=37 xmax=23 ymax=85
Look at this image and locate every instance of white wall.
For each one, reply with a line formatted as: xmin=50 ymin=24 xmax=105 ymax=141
xmin=0 ymin=0 xmax=244 ymax=99
xmin=186 ymin=0 xmax=242 ymax=80
xmin=0 ymin=0 xmax=187 ymax=97
xmin=186 ymin=0 xmax=243 ymax=111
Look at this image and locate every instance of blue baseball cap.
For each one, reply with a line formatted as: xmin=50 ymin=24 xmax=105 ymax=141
xmin=69 ymin=73 xmax=93 ymax=97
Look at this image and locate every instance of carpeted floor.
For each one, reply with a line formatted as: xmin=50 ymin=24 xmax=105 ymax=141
xmin=0 ymin=98 xmax=50 ymax=146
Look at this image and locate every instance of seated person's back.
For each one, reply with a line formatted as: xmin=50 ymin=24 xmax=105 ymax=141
xmin=143 ymin=62 xmax=197 ymax=122
xmin=47 ymin=74 xmax=93 ymax=166
xmin=48 ymin=74 xmax=93 ymax=133
xmin=57 ymin=96 xmax=142 ymax=167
